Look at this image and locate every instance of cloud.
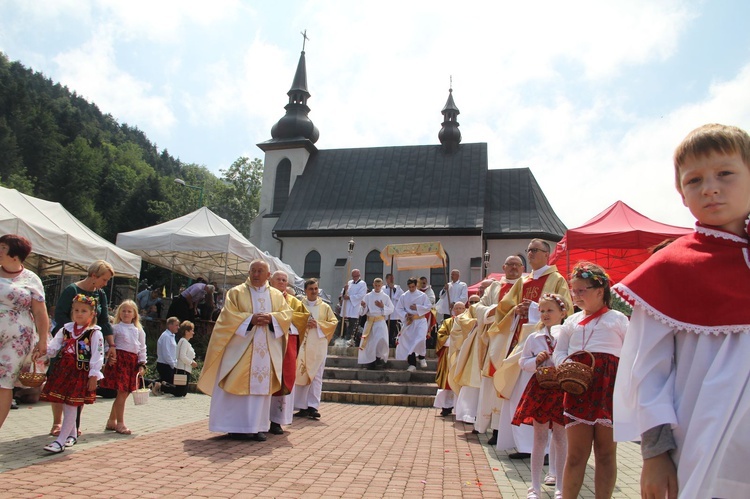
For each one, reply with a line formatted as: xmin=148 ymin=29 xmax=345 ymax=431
xmin=53 ymin=30 xmax=177 ymax=137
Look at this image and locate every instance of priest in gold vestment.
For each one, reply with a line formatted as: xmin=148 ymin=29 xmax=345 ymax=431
xmin=198 ymin=260 xmax=292 ymax=440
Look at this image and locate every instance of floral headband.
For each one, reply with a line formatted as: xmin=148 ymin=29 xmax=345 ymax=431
xmin=540 ymin=293 xmax=567 ymax=312
xmin=72 ymin=293 xmax=98 ymax=308
xmin=571 ymin=265 xmax=610 ymax=285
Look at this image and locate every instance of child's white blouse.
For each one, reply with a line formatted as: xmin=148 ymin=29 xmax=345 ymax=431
xmin=553 ymin=309 xmax=628 ymax=366
xmin=111 ymin=322 xmax=147 ymax=364
xmin=519 ymin=327 xmax=559 ymax=373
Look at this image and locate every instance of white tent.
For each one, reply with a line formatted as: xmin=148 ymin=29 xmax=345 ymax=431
xmin=0 ymin=185 xmax=142 ymax=277
xmin=115 ymin=207 xmax=303 ymax=288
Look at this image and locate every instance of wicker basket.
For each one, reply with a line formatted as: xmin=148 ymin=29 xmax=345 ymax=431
xmin=132 ymin=373 xmax=150 ymax=406
xmin=535 ymin=365 xmax=559 ymax=389
xmin=18 ymin=361 xmax=46 ymax=388
xmin=556 ymin=351 xmax=595 ymax=395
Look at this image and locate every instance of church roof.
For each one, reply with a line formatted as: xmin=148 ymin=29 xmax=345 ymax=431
xmin=274 ymin=143 xmax=487 ymax=236
xmin=272 ymin=143 xmax=566 ymax=240
xmin=483 ymin=168 xmax=567 ymax=240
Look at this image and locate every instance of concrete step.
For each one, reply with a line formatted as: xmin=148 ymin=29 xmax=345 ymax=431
xmin=327 ymin=345 xmax=437 ymax=359
xmin=325 ymin=355 xmax=438 ymax=370
xmin=323 ymin=366 xmax=435 ymax=384
xmin=321 ymin=391 xmax=435 ymax=407
xmin=322 ymin=379 xmax=437 ymax=396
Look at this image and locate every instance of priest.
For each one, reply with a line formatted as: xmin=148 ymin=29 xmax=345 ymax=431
xmin=197 ymin=259 xmax=292 ymax=441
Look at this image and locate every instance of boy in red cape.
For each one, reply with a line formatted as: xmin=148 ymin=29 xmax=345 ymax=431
xmin=613 ymin=123 xmax=750 ymax=499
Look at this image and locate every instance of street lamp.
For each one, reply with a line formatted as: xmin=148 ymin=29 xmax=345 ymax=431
xmin=484 ymin=250 xmax=490 ymax=278
xmin=174 ymin=178 xmax=204 ymax=207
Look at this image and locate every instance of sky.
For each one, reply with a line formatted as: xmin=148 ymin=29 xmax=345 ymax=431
xmin=2 ymin=0 xmax=750 ymax=231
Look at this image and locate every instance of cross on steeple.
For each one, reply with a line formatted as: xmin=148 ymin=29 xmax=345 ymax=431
xmin=301 ymin=29 xmax=309 ymax=51
xmin=450 ymin=75 xmax=453 ymax=91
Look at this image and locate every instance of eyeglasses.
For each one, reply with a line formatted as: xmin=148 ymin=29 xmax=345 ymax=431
xmin=526 ymin=248 xmax=548 ymax=254
xmin=570 ymin=287 xmax=594 ymax=295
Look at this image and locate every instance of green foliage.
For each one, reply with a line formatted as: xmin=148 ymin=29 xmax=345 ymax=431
xmin=0 ymin=51 xmax=263 ymax=264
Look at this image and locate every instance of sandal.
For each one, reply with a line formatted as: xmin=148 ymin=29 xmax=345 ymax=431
xmin=115 ymin=426 xmax=132 ymax=435
xmin=43 ymin=441 xmax=65 ymax=454
xmin=544 ymin=474 xmax=556 ymax=486
xmin=64 ymin=436 xmax=77 ymax=448
xmin=105 ymin=422 xmax=117 ymax=431
xmin=49 ymin=424 xmax=62 ymax=436
xmin=554 ymin=491 xmax=563 ymax=499
xmin=526 ymin=488 xmax=540 ymax=499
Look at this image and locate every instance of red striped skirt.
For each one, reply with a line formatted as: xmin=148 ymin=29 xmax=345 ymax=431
xmin=563 ymin=352 xmax=619 ymax=427
xmin=41 ymin=353 xmax=96 ymax=406
xmin=100 ymin=350 xmax=139 ymax=392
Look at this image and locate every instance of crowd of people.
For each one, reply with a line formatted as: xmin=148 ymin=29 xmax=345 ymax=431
xmin=1 ymin=123 xmax=749 ymax=497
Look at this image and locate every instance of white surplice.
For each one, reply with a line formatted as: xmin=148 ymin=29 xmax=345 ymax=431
xmin=394 ymin=290 xmax=432 ymax=359
xmin=357 ymin=290 xmax=394 ymax=364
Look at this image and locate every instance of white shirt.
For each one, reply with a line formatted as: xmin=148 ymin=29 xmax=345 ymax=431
xmin=519 ymin=326 xmax=559 ymax=372
xmin=176 ymin=337 xmax=196 ymax=372
xmin=157 ymin=329 xmax=178 ymax=367
xmin=553 ymin=309 xmax=628 ymax=366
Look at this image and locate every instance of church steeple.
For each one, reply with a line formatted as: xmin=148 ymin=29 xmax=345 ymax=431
xmin=438 ymin=81 xmax=461 ymax=153
xmin=269 ymin=35 xmax=319 ymax=144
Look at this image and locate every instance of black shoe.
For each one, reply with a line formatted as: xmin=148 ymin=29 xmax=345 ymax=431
xmin=269 ymin=422 xmax=284 ymax=435
xmin=544 ymin=454 xmax=549 ymax=466
xmin=11 ymin=399 xmax=19 ymax=410
xmin=487 ymin=430 xmax=498 ymax=446
xmin=308 ymin=408 xmax=321 ymax=419
xmin=294 ymin=408 xmax=310 ymax=418
xmin=250 ymin=433 xmax=267 ymax=442
xmin=366 ymin=361 xmax=377 ymax=370
xmin=471 ymin=429 xmax=480 ymax=434
xmin=440 ymin=407 xmax=453 ymax=417
xmin=508 ymin=452 xmax=531 ymax=459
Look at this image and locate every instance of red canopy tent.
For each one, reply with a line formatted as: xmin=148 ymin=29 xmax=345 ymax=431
xmin=549 ymin=201 xmax=692 ymax=284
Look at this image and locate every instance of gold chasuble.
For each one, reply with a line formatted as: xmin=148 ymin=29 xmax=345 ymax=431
xmin=434 ymin=316 xmax=455 ymax=389
xmin=197 ymin=279 xmax=292 ymax=396
xmin=488 ymin=266 xmax=572 ymax=399
xmin=286 ymin=294 xmax=311 ymax=346
xmin=296 ymin=298 xmax=338 ymax=386
xmin=452 ymin=305 xmax=487 ymax=394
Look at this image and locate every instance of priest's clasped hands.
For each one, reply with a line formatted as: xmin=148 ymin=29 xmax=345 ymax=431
xmin=251 ymin=313 xmax=273 ymax=327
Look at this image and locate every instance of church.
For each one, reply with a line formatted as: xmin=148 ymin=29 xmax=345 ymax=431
xmin=249 ymin=48 xmax=567 ymax=295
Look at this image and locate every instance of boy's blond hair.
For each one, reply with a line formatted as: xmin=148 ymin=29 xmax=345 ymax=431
xmin=674 ymin=123 xmax=750 ymax=192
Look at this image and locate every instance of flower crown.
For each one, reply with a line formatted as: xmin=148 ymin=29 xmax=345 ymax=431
xmin=571 ymin=265 xmax=610 ymax=285
xmin=72 ymin=294 xmax=98 ymax=308
xmin=540 ymin=293 xmax=567 ymax=312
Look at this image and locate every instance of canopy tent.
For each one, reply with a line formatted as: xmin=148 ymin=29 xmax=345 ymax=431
xmin=467 ymin=272 xmax=505 ymax=296
xmin=116 ymin=207 xmax=303 ymax=289
xmin=0 ymin=185 xmax=141 ymax=277
xmin=549 ymin=201 xmax=693 ymax=283
xmin=380 ymin=241 xmax=448 ymax=270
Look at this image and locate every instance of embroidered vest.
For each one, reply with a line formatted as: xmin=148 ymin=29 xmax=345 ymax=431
xmin=61 ymin=328 xmax=95 ymax=370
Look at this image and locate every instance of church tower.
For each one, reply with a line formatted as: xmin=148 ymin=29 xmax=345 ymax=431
xmin=253 ymin=35 xmax=319 ymax=254
xmin=438 ymin=84 xmax=461 ymax=153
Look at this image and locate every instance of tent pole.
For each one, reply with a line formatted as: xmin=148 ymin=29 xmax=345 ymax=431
xmin=58 ymin=261 xmax=67 ymax=303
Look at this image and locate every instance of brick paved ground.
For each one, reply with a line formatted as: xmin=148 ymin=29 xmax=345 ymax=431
xmin=1 ymin=395 xmax=642 ymax=498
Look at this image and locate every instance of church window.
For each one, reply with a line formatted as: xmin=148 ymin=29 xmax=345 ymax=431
xmin=272 ymin=159 xmax=291 ymax=214
xmin=304 ymin=250 xmax=321 ymax=278
xmin=364 ymin=250 xmax=383 ymax=286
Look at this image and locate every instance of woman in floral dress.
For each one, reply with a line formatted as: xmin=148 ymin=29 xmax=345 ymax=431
xmin=0 ymin=234 xmax=49 ymax=429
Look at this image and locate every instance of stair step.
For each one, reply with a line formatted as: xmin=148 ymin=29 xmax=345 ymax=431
xmin=325 ymin=355 xmax=438 ymax=370
xmin=324 ymin=366 xmax=435 ymax=383
xmin=327 ymin=346 xmax=437 ymax=358
xmin=322 ymin=379 xmax=437 ymax=396
xmin=321 ymin=391 xmax=435 ymax=407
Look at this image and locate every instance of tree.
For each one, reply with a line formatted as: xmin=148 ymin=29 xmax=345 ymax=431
xmin=212 ymin=157 xmax=263 ymax=237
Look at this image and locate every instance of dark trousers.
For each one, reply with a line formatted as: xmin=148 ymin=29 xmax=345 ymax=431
xmin=171 ymin=369 xmax=190 ymax=397
xmin=343 ymin=318 xmax=360 ymax=340
xmin=407 ymin=353 xmax=425 ymax=366
xmin=387 ymin=320 xmax=401 ymax=348
xmin=156 ymin=362 xmax=175 ymax=384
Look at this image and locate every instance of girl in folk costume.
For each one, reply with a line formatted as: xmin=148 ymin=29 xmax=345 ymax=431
xmin=41 ymin=294 xmax=104 ymax=453
xmin=512 ymin=294 xmax=568 ymax=499
xmin=100 ymin=300 xmax=147 ymax=435
xmin=553 ymin=263 xmax=628 ymax=499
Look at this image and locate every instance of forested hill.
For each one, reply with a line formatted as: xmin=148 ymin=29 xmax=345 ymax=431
xmin=0 ymin=52 xmax=261 ymax=243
